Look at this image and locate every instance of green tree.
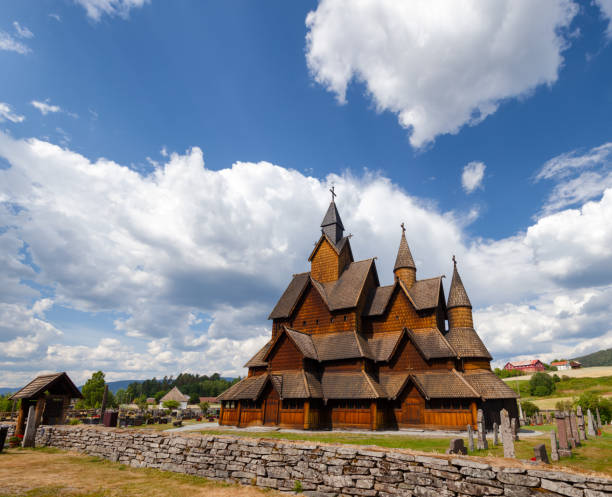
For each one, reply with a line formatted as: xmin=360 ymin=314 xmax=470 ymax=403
xmin=529 ymin=372 xmax=555 ymax=396
xmin=0 ymin=394 xmax=17 ymax=412
xmin=189 ymin=393 xmax=200 ymax=405
xmin=199 ymin=401 xmax=210 ymax=416
xmin=115 ymin=389 xmax=129 ymax=405
xmin=574 ymin=392 xmax=612 ymax=424
xmin=520 ymin=400 xmax=539 ymax=417
xmin=163 ymin=400 xmax=180 ymax=409
xmin=79 ymin=371 xmax=116 ymax=408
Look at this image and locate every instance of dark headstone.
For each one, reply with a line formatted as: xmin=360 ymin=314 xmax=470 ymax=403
xmin=0 ymin=425 xmax=8 ymax=453
xmin=534 ymin=444 xmax=549 ymax=464
xmin=446 ymin=438 xmax=467 ymax=455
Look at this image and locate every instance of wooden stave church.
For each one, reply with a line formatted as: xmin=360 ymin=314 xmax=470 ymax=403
xmin=217 ymin=197 xmax=517 ymax=431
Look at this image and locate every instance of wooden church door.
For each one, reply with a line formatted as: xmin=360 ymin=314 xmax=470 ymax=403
xmin=263 ymin=384 xmax=280 ymax=425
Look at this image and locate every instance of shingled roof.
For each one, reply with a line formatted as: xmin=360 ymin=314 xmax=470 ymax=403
xmin=463 ymin=370 xmax=519 ymax=399
xmin=271 ymin=370 xmax=323 ymax=399
xmin=367 ymin=330 xmax=405 ymax=362
xmin=406 ymin=277 xmax=445 ymax=310
xmin=394 ymin=231 xmax=416 ymax=270
xmin=448 ymin=259 xmax=472 ymax=309
xmin=321 ymin=200 xmax=345 ymax=244
xmin=318 ymin=259 xmax=376 ymax=310
xmin=405 ymin=328 xmax=457 ymax=359
xmin=268 ymin=272 xmax=310 ymax=319
xmin=217 ymin=374 xmax=270 ymax=401
xmin=321 ymin=371 xmax=386 ymax=399
xmin=10 ymin=372 xmax=82 ymax=400
xmin=243 ymin=340 xmax=273 ymax=367
xmin=378 ymin=372 xmax=411 ymax=399
xmin=411 ymin=370 xmax=479 ymax=399
xmin=445 ymin=327 xmax=492 ymax=360
xmin=363 ymin=285 xmax=394 ymax=316
xmin=160 ymin=386 xmax=189 ymax=403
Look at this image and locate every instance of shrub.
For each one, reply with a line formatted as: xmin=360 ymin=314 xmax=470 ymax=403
xmin=68 ymin=418 xmax=81 ymax=425
xmin=162 ymin=400 xmax=180 ymax=410
xmin=555 ymin=399 xmax=573 ymax=411
xmin=293 ymin=480 xmax=303 ymax=493
xmin=574 ymin=391 xmax=612 ymax=424
xmin=529 ymin=372 xmax=555 ymax=396
xmin=521 ymin=400 xmax=539 ymax=417
xmin=552 ymin=374 xmax=560 ymax=383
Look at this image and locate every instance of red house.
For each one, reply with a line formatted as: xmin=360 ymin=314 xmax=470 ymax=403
xmin=503 ymin=360 xmax=545 ymax=373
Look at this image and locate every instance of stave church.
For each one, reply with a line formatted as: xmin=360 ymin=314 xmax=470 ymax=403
xmin=217 ymin=193 xmax=517 ymax=430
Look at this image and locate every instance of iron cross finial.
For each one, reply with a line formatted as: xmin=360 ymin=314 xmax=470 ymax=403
xmin=401 ymin=222 xmax=406 ymax=234
xmin=452 ymin=255 xmax=457 ymax=266
xmin=329 ymin=185 xmax=336 ymax=201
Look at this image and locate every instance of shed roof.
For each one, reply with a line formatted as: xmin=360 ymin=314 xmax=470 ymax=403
xmin=10 ymin=372 xmax=82 ymax=400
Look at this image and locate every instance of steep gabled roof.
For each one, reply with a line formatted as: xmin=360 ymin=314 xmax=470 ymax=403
xmin=378 ymin=372 xmax=411 ymax=400
xmin=405 ymin=328 xmax=457 ymax=360
xmin=308 ymin=233 xmax=352 ymax=262
xmin=366 ymin=330 xmax=405 ymax=362
xmin=268 ymin=272 xmax=310 ymax=319
xmin=394 ymin=232 xmax=416 ymax=270
xmin=10 ymin=372 xmax=83 ymax=400
xmin=407 ymin=277 xmax=445 ymax=310
xmin=243 ymin=340 xmax=273 ymax=367
xmin=285 ymin=328 xmax=318 ymax=360
xmin=160 ymin=386 xmax=189 ymax=403
xmin=411 ymin=370 xmax=479 ymax=399
xmin=463 ymin=370 xmax=519 ymax=399
xmin=363 ymin=285 xmax=395 ymax=316
xmin=445 ymin=327 xmax=492 ymax=360
xmin=311 ymin=330 xmax=372 ymax=361
xmin=448 ymin=259 xmax=472 ymax=309
xmin=319 ymin=259 xmax=377 ymax=310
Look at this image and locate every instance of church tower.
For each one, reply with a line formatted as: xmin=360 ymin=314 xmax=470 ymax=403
xmin=447 ymin=256 xmax=473 ymax=329
xmin=393 ymin=223 xmax=417 ymax=288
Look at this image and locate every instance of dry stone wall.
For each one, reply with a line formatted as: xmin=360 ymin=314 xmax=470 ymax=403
xmin=36 ymin=426 xmax=612 ymax=497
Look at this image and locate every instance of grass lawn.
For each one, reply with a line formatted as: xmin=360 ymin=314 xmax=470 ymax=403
xmin=201 ymin=425 xmax=612 ymax=476
xmin=123 ymin=419 xmax=215 ymax=431
xmin=0 ymin=447 xmax=279 ymax=497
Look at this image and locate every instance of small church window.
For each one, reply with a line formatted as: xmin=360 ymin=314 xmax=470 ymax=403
xmin=343 ymin=315 xmax=347 ymax=322
xmin=302 ymin=320 xmax=307 ymax=326
xmin=330 ymin=317 xmax=334 ymax=323
xmin=316 ymin=319 xmax=319 ymax=325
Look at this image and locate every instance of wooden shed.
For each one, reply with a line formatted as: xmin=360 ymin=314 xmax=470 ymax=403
xmin=10 ymin=372 xmax=82 ymax=436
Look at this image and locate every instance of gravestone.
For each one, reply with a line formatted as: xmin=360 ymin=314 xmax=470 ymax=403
xmin=564 ymin=411 xmax=575 ymax=448
xmin=555 ymin=412 xmax=569 ymax=450
xmin=511 ymin=417 xmax=519 ymax=441
xmin=577 ymin=406 xmax=586 ymax=440
xmin=467 ymin=424 xmax=475 ymax=452
xmin=569 ymin=411 xmax=580 ymax=446
xmin=493 ymin=422 xmax=499 ymax=445
xmin=22 ymin=405 xmax=37 ymax=448
xmin=446 ymin=438 xmax=467 ymax=455
xmin=587 ymin=409 xmax=596 ymax=437
xmin=596 ymin=408 xmax=602 ymax=431
xmin=500 ymin=408 xmax=515 ymax=458
xmin=550 ymin=430 xmax=559 ymax=462
xmin=477 ymin=409 xmax=488 ymax=450
xmin=518 ymin=402 xmax=524 ymax=424
xmin=534 ymin=443 xmax=549 ymax=464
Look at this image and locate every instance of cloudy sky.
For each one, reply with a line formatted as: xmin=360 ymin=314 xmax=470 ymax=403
xmin=1 ymin=0 xmax=612 ymax=387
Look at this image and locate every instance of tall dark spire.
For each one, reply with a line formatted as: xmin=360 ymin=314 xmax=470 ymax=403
xmin=447 ymin=256 xmax=472 ymax=309
xmin=320 ymin=187 xmax=344 ymax=244
xmin=393 ymin=223 xmax=416 ymax=271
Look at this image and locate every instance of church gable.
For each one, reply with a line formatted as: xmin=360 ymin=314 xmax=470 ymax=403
xmin=309 ymin=235 xmax=353 ymax=283
xmin=267 ymin=333 xmax=304 ymax=370
xmin=290 ymin=283 xmax=356 ymax=333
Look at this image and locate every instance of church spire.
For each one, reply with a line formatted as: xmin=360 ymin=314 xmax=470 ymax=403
xmin=447 ymin=256 xmax=473 ymax=329
xmin=393 ymin=223 xmax=417 ymax=288
xmin=320 ymin=186 xmax=344 ymax=244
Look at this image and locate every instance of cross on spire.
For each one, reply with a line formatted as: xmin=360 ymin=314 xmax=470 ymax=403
xmin=452 ymin=255 xmax=457 ymax=266
xmin=401 ymin=222 xmax=406 ymax=234
xmin=329 ymin=185 xmax=336 ymax=202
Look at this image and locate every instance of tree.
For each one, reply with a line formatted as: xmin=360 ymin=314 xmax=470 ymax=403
xmin=115 ymin=389 xmax=129 ymax=405
xmin=529 ymin=372 xmax=555 ymax=396
xmin=199 ymin=401 xmax=210 ymax=416
xmin=521 ymin=400 xmax=539 ymax=417
xmin=0 ymin=394 xmax=17 ymax=412
xmin=574 ymin=392 xmax=612 ymax=424
xmin=189 ymin=393 xmax=200 ymax=405
xmin=163 ymin=400 xmax=180 ymax=410
xmin=79 ymin=371 xmax=108 ymax=408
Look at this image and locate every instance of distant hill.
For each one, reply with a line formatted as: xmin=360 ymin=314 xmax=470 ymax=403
xmin=78 ymin=380 xmax=144 ymax=394
xmin=0 ymin=387 xmax=16 ymax=395
xmin=573 ymin=348 xmax=612 ymax=367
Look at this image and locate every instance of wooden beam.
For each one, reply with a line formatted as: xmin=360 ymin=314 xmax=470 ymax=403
xmin=303 ymin=400 xmax=310 ymax=430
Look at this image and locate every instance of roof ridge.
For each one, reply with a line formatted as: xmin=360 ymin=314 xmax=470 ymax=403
xmin=301 ymin=369 xmax=311 ymax=398
xmin=438 ymin=329 xmax=458 ymax=358
xmin=353 ymin=330 xmax=365 ymax=357
xmin=361 ymin=370 xmax=382 ymax=398
xmin=452 ymin=369 xmax=480 ymax=398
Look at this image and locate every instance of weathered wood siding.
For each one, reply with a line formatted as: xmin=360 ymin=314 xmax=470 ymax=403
xmin=378 ymin=335 xmax=428 ymax=372
xmin=279 ymin=409 xmax=305 ymax=427
xmin=448 ymin=306 xmax=473 ymax=328
xmin=363 ymin=288 xmax=437 ymax=334
xmin=394 ymin=268 xmax=416 ymax=288
xmin=268 ymin=334 xmax=303 ymax=370
xmin=220 ymin=408 xmax=238 ymax=426
xmin=289 ymin=285 xmax=356 ymax=334
xmin=311 ymin=238 xmax=341 ymax=283
xmin=462 ymin=359 xmax=491 ymax=370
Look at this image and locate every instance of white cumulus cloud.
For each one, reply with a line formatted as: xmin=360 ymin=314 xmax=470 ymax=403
xmin=31 ymin=100 xmax=62 ymax=116
xmin=461 ymin=161 xmax=486 ymax=194
xmin=0 ymin=103 xmax=25 ymax=123
xmin=305 ymin=0 xmax=578 ymax=147
xmin=13 ymin=22 xmax=33 ymax=39
xmin=595 ymin=0 xmax=612 ymax=37
xmin=74 ymin=0 xmax=150 ymax=21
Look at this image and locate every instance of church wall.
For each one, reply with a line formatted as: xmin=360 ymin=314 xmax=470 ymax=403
xmin=323 ymin=359 xmax=364 ymax=372
xmin=268 ymin=334 xmax=303 ymax=370
xmin=363 ymin=288 xmax=437 ymax=335
xmin=289 ymin=285 xmax=356 ymax=334
xmin=248 ymin=367 xmax=267 ymax=377
xmin=462 ymin=359 xmax=491 ymax=370
xmin=378 ymin=335 xmax=428 ymax=372
xmin=310 ymin=238 xmax=340 ymax=282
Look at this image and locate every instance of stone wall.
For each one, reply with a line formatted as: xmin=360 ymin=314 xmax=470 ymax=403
xmin=35 ymin=426 xmax=612 ymax=497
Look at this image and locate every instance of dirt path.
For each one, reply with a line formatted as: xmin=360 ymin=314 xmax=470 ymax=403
xmin=0 ymin=448 xmax=279 ymax=497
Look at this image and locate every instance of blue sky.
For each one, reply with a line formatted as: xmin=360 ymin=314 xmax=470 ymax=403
xmin=1 ymin=0 xmax=612 ymax=386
